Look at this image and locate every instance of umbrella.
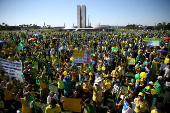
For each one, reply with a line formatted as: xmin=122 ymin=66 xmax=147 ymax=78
xmin=53 ymin=37 xmax=57 ymax=39
xmin=163 ymin=37 xmax=170 ymax=40
xmin=146 ymin=41 xmax=162 ymax=47
xmin=0 ymin=40 xmax=7 ymax=45
xmin=33 ymin=34 xmax=42 ymax=37
xmin=156 ymin=49 xmax=168 ymax=53
xmin=28 ymin=38 xmax=36 ymax=42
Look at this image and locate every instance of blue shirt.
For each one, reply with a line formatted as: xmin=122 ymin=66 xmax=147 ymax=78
xmin=123 ymin=101 xmax=129 ymax=110
xmin=63 ymin=79 xmax=73 ymax=93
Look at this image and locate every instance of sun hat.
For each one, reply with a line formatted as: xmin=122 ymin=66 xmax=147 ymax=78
xmin=148 ymin=81 xmax=154 ymax=85
xmin=157 ymin=76 xmax=163 ymax=80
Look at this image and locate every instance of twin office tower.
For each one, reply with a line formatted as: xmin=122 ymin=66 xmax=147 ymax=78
xmin=77 ymin=5 xmax=86 ymax=28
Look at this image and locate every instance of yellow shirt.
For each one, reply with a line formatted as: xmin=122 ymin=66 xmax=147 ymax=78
xmin=39 ymin=78 xmax=48 ymax=89
xmin=134 ymin=98 xmax=146 ymax=113
xmin=51 ymin=55 xmax=56 ymax=65
xmin=118 ymin=66 xmax=123 ymax=75
xmin=4 ymin=88 xmax=14 ymax=100
xmin=103 ymin=80 xmax=112 ymax=89
xmin=111 ymin=70 xmax=121 ymax=80
xmin=3 ymin=49 xmax=8 ymax=55
xmin=45 ymin=104 xmax=61 ymax=113
xmin=164 ymin=57 xmax=170 ymax=64
xmin=92 ymin=87 xmax=102 ymax=102
xmin=83 ymin=83 xmax=91 ymax=93
xmin=20 ymin=98 xmax=37 ymax=113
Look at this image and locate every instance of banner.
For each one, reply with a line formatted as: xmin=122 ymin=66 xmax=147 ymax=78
xmin=74 ymin=50 xmax=90 ymax=64
xmin=62 ymin=97 xmax=82 ymax=112
xmin=84 ymin=51 xmax=91 ymax=64
xmin=152 ymin=41 xmax=160 ymax=46
xmin=127 ymin=58 xmax=135 ymax=65
xmin=0 ymin=58 xmax=23 ymax=82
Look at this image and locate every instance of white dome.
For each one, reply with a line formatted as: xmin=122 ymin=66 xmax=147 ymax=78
xmin=64 ymin=26 xmax=75 ymax=29
xmin=91 ymin=25 xmax=109 ymax=29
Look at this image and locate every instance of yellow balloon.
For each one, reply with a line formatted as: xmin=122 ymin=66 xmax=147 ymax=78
xmin=63 ymin=71 xmax=67 ymax=76
xmin=89 ymin=72 xmax=92 ymax=76
xmin=102 ymin=66 xmax=106 ymax=71
xmin=93 ymin=54 xmax=95 ymax=56
xmin=140 ymin=72 xmax=146 ymax=78
xmin=151 ymin=89 xmax=157 ymax=95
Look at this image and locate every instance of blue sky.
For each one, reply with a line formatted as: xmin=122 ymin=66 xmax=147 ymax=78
xmin=0 ymin=0 xmax=170 ymax=26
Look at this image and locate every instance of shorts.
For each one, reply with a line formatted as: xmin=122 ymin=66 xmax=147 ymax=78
xmin=40 ymin=88 xmax=49 ymax=97
xmin=31 ymin=79 xmax=36 ymax=84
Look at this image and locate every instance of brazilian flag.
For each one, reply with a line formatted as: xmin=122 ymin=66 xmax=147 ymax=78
xmin=18 ymin=38 xmax=26 ymax=51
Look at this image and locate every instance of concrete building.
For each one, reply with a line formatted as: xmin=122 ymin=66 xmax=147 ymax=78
xmin=77 ymin=5 xmax=86 ymax=28
xmin=82 ymin=5 xmax=86 ymax=28
xmin=77 ymin=5 xmax=81 ymax=28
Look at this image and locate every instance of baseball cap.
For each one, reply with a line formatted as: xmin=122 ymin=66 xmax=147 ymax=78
xmin=157 ymin=76 xmax=163 ymax=80
xmin=116 ymin=79 xmax=120 ymax=83
xmin=138 ymin=92 xmax=144 ymax=96
xmin=64 ymin=75 xmax=69 ymax=81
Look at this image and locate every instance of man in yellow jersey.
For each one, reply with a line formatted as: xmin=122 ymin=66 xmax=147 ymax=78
xmin=15 ymin=91 xmax=37 ymax=113
xmin=45 ymin=99 xmax=61 ymax=113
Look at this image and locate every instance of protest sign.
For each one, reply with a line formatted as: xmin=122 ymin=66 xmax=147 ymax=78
xmin=0 ymin=58 xmax=23 ymax=82
xmin=62 ymin=97 xmax=82 ymax=112
xmin=152 ymin=41 xmax=160 ymax=46
xmin=73 ymin=50 xmax=90 ymax=63
xmin=84 ymin=51 xmax=91 ymax=64
xmin=127 ymin=58 xmax=135 ymax=65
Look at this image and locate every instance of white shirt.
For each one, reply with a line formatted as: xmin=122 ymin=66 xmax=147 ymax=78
xmin=113 ymin=84 xmax=122 ymax=94
xmin=122 ymin=101 xmax=136 ymax=113
xmin=106 ymin=57 xmax=113 ymax=66
xmin=47 ymin=94 xmax=58 ymax=104
xmin=95 ymin=73 xmax=102 ymax=81
xmin=164 ymin=68 xmax=170 ymax=78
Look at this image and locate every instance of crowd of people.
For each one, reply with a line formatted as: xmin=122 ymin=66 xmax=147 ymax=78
xmin=0 ymin=30 xmax=170 ymax=113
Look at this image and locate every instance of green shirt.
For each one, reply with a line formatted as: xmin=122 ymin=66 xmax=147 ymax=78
xmin=47 ymin=67 xmax=53 ymax=74
xmin=84 ymin=104 xmax=96 ymax=113
xmin=31 ymin=67 xmax=38 ymax=80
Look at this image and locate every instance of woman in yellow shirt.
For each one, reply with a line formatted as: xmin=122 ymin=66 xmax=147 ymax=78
xmin=164 ymin=55 xmax=170 ymax=64
xmin=103 ymin=75 xmax=113 ymax=107
xmin=91 ymin=81 xmax=102 ymax=112
xmin=82 ymin=79 xmax=91 ymax=99
xmin=4 ymin=82 xmax=14 ymax=109
xmin=134 ymin=92 xmax=150 ymax=113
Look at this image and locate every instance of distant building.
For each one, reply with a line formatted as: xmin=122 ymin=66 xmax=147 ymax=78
xmin=82 ymin=5 xmax=86 ymax=28
xmin=77 ymin=5 xmax=86 ymax=28
xmin=77 ymin=5 xmax=81 ymax=28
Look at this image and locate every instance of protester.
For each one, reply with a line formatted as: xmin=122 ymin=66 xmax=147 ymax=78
xmin=15 ymin=91 xmax=37 ymax=113
xmin=63 ymin=74 xmax=76 ymax=98
xmin=45 ymin=99 xmax=61 ymax=113
xmin=134 ymin=92 xmax=150 ymax=113
xmin=47 ymin=91 xmax=58 ymax=105
xmin=36 ymin=72 xmax=49 ymax=102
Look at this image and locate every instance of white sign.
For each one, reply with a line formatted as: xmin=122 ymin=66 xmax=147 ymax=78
xmin=0 ymin=58 xmax=23 ymax=82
